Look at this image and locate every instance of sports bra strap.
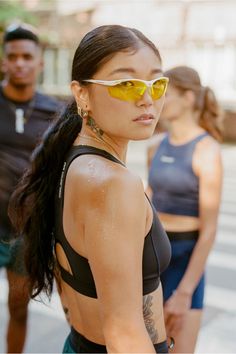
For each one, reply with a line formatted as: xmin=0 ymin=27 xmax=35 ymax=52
xmin=57 ymin=259 xmax=98 ymax=297
xmin=70 ymin=145 xmax=126 ymax=167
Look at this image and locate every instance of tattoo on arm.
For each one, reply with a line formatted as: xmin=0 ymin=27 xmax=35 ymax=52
xmin=143 ymin=295 xmax=158 ymax=343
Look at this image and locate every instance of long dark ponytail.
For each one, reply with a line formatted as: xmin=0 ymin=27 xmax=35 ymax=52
xmin=9 ymin=102 xmax=82 ymax=297
xmin=9 ymin=24 xmax=162 ymax=299
xmin=164 ymin=66 xmax=223 ymax=142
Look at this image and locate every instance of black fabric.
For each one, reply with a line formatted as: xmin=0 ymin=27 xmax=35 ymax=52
xmin=3 ymin=26 xmax=39 ymax=44
xmin=167 ymin=230 xmax=199 ymax=241
xmin=0 ymin=85 xmax=62 ymax=241
xmin=148 ymin=133 xmax=209 ymax=217
xmin=55 ymin=145 xmax=171 ymax=298
xmin=68 ymin=326 xmax=169 ymax=353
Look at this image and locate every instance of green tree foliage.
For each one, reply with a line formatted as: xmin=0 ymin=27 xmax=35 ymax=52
xmin=0 ymin=1 xmax=36 ymax=32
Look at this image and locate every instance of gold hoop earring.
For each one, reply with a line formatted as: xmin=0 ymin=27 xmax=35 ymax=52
xmin=77 ymin=106 xmax=88 ymax=118
xmin=82 ymin=110 xmax=88 ymax=118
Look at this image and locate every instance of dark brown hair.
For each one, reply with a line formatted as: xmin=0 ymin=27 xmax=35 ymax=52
xmin=3 ymin=23 xmax=39 ymax=45
xmin=9 ymin=25 xmax=162 ymax=299
xmin=164 ymin=66 xmax=223 ymax=142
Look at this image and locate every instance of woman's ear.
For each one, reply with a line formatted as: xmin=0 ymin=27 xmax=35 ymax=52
xmin=71 ymin=80 xmax=90 ymax=111
xmin=183 ymin=90 xmax=196 ymax=109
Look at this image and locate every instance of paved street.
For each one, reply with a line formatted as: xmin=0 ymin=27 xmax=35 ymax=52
xmin=0 ymin=142 xmax=236 ymax=353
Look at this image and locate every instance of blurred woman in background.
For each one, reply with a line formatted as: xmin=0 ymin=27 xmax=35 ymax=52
xmin=147 ymin=66 xmax=223 ymax=353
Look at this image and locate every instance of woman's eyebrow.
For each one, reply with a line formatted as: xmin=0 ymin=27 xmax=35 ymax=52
xmin=109 ymin=68 xmax=163 ymax=76
xmin=109 ymin=68 xmax=136 ymax=75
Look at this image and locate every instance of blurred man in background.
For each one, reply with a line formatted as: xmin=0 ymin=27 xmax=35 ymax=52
xmin=0 ymin=23 xmax=61 ymax=353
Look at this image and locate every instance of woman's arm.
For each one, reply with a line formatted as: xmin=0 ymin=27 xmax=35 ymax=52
xmin=84 ymin=169 xmax=156 ymax=353
xmin=164 ymin=138 xmax=223 ymax=332
xmin=177 ymin=139 xmax=223 ymax=294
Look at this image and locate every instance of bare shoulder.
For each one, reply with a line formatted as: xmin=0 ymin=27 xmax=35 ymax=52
xmin=193 ymin=135 xmax=222 ymax=175
xmin=195 ymin=135 xmax=221 ymax=159
xmin=70 ymin=156 xmax=148 ymax=257
xmin=68 ymin=154 xmax=145 ymax=210
xmin=95 ymin=162 xmax=145 ymax=201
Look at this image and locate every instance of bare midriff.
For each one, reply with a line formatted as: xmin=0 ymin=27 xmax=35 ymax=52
xmin=158 ymin=212 xmax=200 ymax=232
xmin=59 ymin=280 xmax=167 ymax=346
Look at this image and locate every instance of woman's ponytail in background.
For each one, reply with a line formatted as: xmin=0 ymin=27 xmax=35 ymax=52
xmin=164 ymin=66 xmax=224 ymax=142
xmin=198 ymin=86 xmax=223 ymax=142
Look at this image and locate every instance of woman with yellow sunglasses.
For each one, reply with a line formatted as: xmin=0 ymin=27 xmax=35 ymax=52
xmin=9 ymin=25 xmax=172 ymax=353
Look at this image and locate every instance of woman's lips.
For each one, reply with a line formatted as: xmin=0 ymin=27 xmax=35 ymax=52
xmin=133 ymin=114 xmax=154 ymax=124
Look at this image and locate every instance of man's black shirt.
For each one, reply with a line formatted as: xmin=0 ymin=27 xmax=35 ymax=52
xmin=0 ymin=86 xmax=62 ymax=240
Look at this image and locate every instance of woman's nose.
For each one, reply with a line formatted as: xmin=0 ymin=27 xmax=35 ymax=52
xmin=136 ymin=89 xmax=153 ymax=107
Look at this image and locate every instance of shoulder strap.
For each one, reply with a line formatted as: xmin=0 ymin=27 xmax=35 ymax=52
xmin=191 ymin=132 xmax=209 ymax=144
xmin=186 ymin=132 xmax=209 ymax=155
xmin=70 ymin=145 xmax=125 ymax=166
xmin=58 ymin=145 xmax=125 ymax=200
xmin=57 ymin=261 xmax=97 ymax=297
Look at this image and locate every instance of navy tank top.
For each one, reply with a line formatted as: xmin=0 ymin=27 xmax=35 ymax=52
xmin=54 ymin=145 xmax=171 ymax=298
xmin=148 ymin=132 xmax=208 ymax=217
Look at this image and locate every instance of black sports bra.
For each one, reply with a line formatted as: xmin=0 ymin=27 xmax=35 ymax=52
xmin=54 ymin=145 xmax=171 ymax=298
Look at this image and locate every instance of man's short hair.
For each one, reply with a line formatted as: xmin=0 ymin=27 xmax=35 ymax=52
xmin=3 ymin=23 xmax=39 ymax=45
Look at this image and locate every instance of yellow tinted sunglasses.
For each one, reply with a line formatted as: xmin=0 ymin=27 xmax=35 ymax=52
xmin=83 ymin=77 xmax=169 ymax=102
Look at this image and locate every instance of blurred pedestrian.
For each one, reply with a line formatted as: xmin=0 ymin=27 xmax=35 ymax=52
xmin=147 ymin=66 xmax=223 ymax=353
xmin=9 ymin=25 xmax=173 ymax=353
xmin=0 ymin=23 xmax=61 ymax=353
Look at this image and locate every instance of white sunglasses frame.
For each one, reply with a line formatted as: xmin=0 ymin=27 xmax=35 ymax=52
xmin=83 ymin=77 xmax=169 ymax=88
